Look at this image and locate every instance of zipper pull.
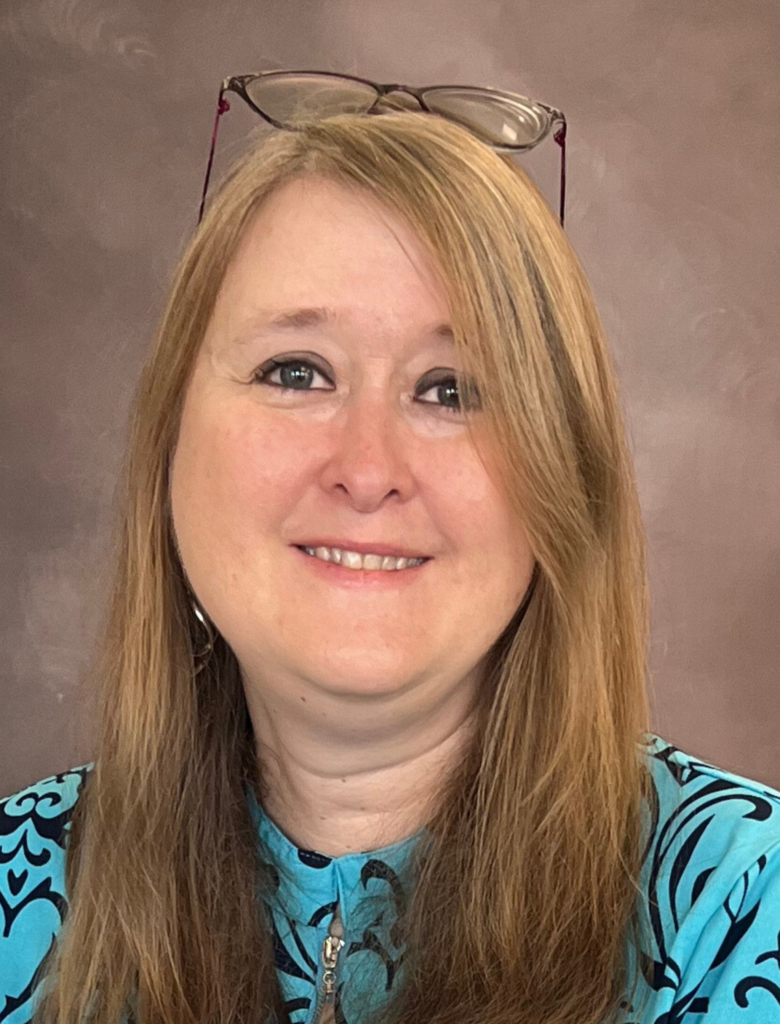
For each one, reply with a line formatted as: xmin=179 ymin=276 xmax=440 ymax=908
xmin=320 ymin=903 xmax=345 ymax=1003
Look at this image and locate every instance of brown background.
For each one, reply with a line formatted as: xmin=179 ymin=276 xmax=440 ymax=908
xmin=1 ymin=1 xmax=778 ymax=798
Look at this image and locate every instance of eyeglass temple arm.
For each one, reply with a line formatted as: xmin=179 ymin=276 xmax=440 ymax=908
xmin=553 ymin=119 xmax=567 ymax=228
xmin=198 ymin=86 xmax=231 ymax=225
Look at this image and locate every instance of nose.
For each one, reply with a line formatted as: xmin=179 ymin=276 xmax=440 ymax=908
xmin=325 ymin=387 xmax=412 ymax=510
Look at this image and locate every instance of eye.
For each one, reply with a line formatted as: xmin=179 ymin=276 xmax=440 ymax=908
xmin=254 ymin=357 xmax=332 ymax=393
xmin=416 ymin=377 xmax=466 ymax=416
xmin=253 ymin=358 xmax=479 ymax=417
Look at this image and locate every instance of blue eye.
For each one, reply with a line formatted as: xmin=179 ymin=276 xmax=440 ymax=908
xmin=253 ymin=358 xmax=479 ymax=417
xmin=255 ymin=358 xmax=331 ymax=393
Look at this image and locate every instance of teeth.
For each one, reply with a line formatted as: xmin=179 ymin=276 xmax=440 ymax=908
xmin=302 ymin=546 xmax=426 ymax=571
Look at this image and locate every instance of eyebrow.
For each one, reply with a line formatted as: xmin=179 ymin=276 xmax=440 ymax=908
xmin=248 ymin=306 xmax=455 ymax=343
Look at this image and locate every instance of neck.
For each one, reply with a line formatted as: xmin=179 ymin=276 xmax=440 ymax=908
xmin=243 ymin=667 xmax=482 ymax=858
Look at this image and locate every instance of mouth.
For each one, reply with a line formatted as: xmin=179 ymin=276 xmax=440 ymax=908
xmin=294 ymin=545 xmax=432 ymax=568
xmin=291 ymin=545 xmax=434 ymax=589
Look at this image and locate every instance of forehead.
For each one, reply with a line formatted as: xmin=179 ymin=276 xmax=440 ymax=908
xmin=215 ymin=176 xmax=451 ymax=325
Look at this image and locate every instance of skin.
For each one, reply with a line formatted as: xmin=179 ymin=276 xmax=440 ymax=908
xmin=169 ymin=174 xmax=535 ymax=857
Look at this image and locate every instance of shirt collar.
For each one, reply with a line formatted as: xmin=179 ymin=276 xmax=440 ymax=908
xmin=246 ymin=786 xmax=426 ymax=928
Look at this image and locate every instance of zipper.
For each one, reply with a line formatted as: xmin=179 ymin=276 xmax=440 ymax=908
xmin=311 ymin=901 xmax=345 ymax=1024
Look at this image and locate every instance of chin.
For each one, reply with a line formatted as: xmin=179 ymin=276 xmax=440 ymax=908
xmin=307 ymin=657 xmax=422 ymax=696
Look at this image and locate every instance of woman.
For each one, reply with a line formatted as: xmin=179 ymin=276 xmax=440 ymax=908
xmin=2 ymin=108 xmax=780 ymax=1024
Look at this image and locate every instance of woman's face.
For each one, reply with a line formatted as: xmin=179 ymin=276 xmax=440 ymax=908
xmin=170 ymin=175 xmax=535 ymax=706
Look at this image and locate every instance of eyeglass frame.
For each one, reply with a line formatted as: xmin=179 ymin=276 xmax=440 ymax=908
xmin=198 ymin=69 xmax=567 ymax=228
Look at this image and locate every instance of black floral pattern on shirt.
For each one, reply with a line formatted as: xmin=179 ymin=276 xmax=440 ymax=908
xmin=3 ymin=739 xmax=780 ymax=1024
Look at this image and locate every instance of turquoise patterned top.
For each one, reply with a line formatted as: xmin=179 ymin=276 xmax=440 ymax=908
xmin=3 ymin=734 xmax=780 ymax=1023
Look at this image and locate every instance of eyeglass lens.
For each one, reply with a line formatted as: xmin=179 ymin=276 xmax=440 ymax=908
xmin=244 ymin=74 xmax=378 ymax=121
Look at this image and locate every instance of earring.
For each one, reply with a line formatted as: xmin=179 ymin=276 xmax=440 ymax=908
xmin=172 ymin=530 xmax=216 ymax=672
xmin=191 ymin=598 xmax=216 ymax=672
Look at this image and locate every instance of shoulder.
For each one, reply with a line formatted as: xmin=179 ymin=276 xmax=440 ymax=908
xmin=0 ymin=764 xmax=93 ymax=1020
xmin=642 ymin=733 xmax=780 ymax=872
xmin=633 ymin=734 xmax=780 ymax=1022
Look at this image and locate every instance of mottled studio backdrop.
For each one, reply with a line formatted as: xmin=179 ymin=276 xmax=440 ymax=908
xmin=1 ymin=0 xmax=778 ymax=796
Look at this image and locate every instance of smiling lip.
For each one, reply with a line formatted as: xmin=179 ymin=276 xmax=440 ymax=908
xmin=292 ymin=539 xmax=432 ymax=560
xmin=293 ymin=544 xmax=431 ymax=586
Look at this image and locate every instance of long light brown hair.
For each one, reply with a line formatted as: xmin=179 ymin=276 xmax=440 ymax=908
xmin=33 ymin=109 xmax=654 ymax=1024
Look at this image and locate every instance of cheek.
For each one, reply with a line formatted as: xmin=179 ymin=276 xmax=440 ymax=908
xmin=432 ymin=460 xmax=506 ymax=555
xmin=171 ymin=401 xmax=303 ymax=571
xmin=444 ymin=466 xmax=533 ymax=602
